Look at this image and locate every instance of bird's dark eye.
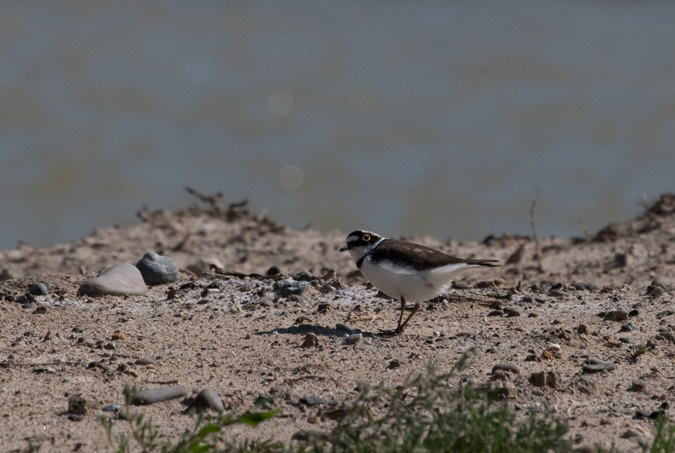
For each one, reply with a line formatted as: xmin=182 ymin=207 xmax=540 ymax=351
xmin=362 ymin=233 xmax=371 ymax=242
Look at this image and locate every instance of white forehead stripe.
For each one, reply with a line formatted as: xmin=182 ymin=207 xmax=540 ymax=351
xmin=346 ymin=234 xmax=361 ymax=243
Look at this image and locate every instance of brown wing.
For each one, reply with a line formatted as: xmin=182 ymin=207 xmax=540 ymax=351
xmin=372 ymin=239 xmax=499 ymax=271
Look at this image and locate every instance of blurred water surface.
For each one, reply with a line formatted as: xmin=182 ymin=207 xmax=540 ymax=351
xmin=1 ymin=1 xmax=674 ymax=249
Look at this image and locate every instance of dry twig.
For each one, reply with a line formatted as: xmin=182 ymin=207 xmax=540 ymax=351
xmin=529 ymin=200 xmax=544 ymax=272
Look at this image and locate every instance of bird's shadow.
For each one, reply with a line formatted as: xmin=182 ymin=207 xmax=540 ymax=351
xmin=255 ymin=323 xmax=372 ymax=338
xmin=254 ymin=323 xmax=403 ymax=340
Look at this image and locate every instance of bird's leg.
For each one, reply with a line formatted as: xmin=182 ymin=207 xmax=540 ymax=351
xmin=394 ymin=297 xmax=407 ymax=333
xmin=379 ymin=297 xmax=420 ymax=336
xmin=396 ymin=299 xmax=420 ymax=334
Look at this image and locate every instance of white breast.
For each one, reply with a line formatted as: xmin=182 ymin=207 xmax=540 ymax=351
xmin=360 ymin=257 xmax=471 ymax=302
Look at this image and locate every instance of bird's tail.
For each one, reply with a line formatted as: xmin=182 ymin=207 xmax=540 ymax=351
xmin=465 ymin=258 xmax=500 ymax=267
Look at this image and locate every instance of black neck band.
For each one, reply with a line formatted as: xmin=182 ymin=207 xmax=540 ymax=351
xmin=356 ymin=255 xmax=366 ymax=269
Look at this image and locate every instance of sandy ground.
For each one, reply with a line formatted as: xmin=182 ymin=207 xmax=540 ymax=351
xmin=2 ymin=195 xmax=675 ymax=452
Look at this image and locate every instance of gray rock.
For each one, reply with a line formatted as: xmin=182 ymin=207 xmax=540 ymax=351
xmin=132 ymin=385 xmax=187 ymax=405
xmin=136 ymin=252 xmax=179 ymax=285
xmin=28 ymin=283 xmax=48 ymax=295
xmin=274 ymin=279 xmax=310 ymax=297
xmin=134 ymin=357 xmax=157 ymax=366
xmin=582 ymin=358 xmax=616 ymax=373
xmin=619 ymin=323 xmax=635 ymax=332
xmin=300 ymin=395 xmax=330 ymax=406
xmin=190 ymin=389 xmax=225 ymax=413
xmin=294 ymin=270 xmax=317 ymax=282
xmin=78 ymin=264 xmax=147 ymax=297
xmin=492 ymin=362 xmax=520 ymax=374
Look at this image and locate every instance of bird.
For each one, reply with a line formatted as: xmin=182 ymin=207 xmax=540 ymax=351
xmin=340 ymin=229 xmax=500 ymax=334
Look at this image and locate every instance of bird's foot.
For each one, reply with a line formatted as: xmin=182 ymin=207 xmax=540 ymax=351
xmin=377 ymin=327 xmax=404 ymax=336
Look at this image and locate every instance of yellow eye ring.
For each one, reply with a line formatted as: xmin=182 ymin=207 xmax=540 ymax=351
xmin=362 ymin=233 xmax=371 ymax=242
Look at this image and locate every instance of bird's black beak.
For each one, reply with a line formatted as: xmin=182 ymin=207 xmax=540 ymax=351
xmin=339 ymin=244 xmax=350 ymax=252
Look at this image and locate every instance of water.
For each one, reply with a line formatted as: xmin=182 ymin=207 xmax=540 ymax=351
xmin=1 ymin=1 xmax=674 ymax=250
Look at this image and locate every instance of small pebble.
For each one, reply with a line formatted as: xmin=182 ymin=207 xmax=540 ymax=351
xmin=646 ymin=284 xmax=665 ymax=297
xmin=634 ymin=409 xmax=663 ymax=420
xmin=620 ymin=429 xmax=640 ymax=439
xmin=266 ymin=266 xmax=281 ymax=276
xmin=294 ymin=270 xmax=316 ymax=282
xmin=504 ymin=307 xmax=521 ymax=317
xmin=102 ymin=404 xmax=120 ymax=413
xmin=68 ymin=396 xmax=87 ymax=415
xmin=603 ymin=310 xmax=628 ymax=322
xmin=651 ymin=279 xmax=670 ymax=291
xmin=614 ymin=252 xmax=631 ymax=268
xmin=627 ymin=380 xmax=646 ymax=392
xmin=301 ymin=333 xmax=319 ymax=348
xmin=136 ymin=252 xmax=179 ymax=285
xmin=274 ymin=279 xmax=310 ymax=297
xmin=134 ymin=358 xmax=157 ymax=366
xmin=541 ymin=350 xmax=555 ymax=360
xmin=474 ymin=278 xmax=504 ymax=288
xmin=77 ymin=263 xmax=148 ymax=297
xmin=619 ymin=322 xmax=634 ymax=332
xmin=345 ymin=333 xmax=363 ymax=345
xmin=111 ymin=331 xmax=130 ymax=341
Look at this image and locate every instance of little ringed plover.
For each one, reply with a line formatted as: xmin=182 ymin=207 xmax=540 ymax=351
xmin=340 ymin=230 xmax=500 ymax=334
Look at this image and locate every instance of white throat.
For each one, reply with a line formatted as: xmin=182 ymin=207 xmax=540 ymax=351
xmin=348 ymin=237 xmax=385 ymax=265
